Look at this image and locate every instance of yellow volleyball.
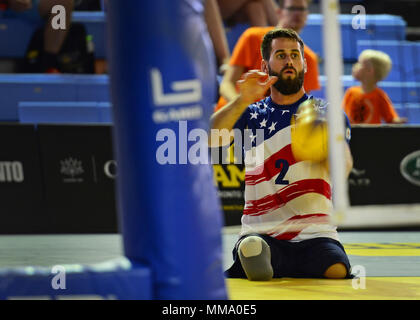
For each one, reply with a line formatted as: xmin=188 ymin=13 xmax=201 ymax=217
xmin=291 ymin=99 xmax=328 ymax=162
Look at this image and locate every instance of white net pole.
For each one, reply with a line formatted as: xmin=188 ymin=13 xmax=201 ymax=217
xmin=321 ymin=0 xmax=349 ymax=224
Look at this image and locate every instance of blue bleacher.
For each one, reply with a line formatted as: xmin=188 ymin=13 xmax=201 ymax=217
xmin=5 ymin=73 xmax=420 ymax=123
xmin=0 ymin=10 xmax=406 ymax=62
xmin=225 ymin=23 xmax=249 ymax=54
xmin=0 ymin=74 xmax=109 ymax=121
xmin=18 ymin=101 xmax=112 ymax=124
xmin=394 ymin=103 xmax=420 ymax=122
xmin=0 ymin=11 xmax=418 ymax=124
xmin=0 ymin=12 xmax=404 ymax=62
xmin=225 ymin=14 xmax=406 ymax=62
xmin=0 ymin=11 xmax=106 ymax=59
xmin=302 ymin=14 xmax=406 ymax=61
xmin=356 ymin=40 xmax=420 ymax=82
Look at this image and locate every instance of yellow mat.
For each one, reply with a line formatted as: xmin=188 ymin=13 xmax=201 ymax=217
xmin=344 ymin=243 xmax=420 ymax=256
xmin=227 ymin=277 xmax=420 ymax=300
xmin=227 ymin=243 xmax=420 ymax=300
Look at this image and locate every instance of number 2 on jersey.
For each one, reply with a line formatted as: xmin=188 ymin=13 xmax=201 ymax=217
xmin=275 ymin=159 xmax=289 ymax=185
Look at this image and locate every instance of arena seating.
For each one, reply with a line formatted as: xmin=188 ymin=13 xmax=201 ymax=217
xmin=0 ymin=12 xmax=405 ymax=61
xmin=356 ymin=40 xmax=420 ymax=82
xmin=0 ymin=74 xmax=109 ymax=121
xmin=0 ymin=12 xmax=418 ymax=124
xmin=304 ymin=14 xmax=405 ymax=61
xmin=225 ymin=14 xmax=406 ymax=61
xmin=224 ymin=14 xmax=419 ymax=124
xmin=18 ymin=101 xmax=112 ymax=124
xmin=0 ymin=11 xmax=106 ymax=58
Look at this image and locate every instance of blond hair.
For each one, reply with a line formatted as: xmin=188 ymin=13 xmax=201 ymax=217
xmin=359 ymin=49 xmax=392 ymax=81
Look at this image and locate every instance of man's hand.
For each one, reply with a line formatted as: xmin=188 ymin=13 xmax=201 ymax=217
xmin=9 ymin=0 xmax=32 ymax=12
xmin=236 ymin=70 xmax=278 ymax=106
xmin=209 ymin=70 xmax=277 ymax=148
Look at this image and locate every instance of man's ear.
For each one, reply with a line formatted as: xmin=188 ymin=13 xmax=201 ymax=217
xmin=261 ymin=60 xmax=269 ymax=74
xmin=303 ymin=58 xmax=307 ymax=74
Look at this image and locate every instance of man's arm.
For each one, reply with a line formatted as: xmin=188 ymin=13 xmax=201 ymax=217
xmin=209 ymin=95 xmax=251 ymax=147
xmin=204 ymin=0 xmax=231 ymax=72
xmin=219 ymin=64 xmax=245 ymax=102
xmin=209 ymin=70 xmax=277 ymax=147
xmin=218 ymin=27 xmax=256 ymax=102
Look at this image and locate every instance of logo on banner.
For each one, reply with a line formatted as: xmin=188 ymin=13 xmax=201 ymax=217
xmin=400 ymin=150 xmax=420 ymax=187
xmin=0 ymin=161 xmax=24 ymax=183
xmin=104 ymin=160 xmax=117 ymax=179
xmin=150 ymin=68 xmax=203 ymax=123
xmin=348 ymin=167 xmax=370 ymax=187
xmin=60 ymin=158 xmax=84 ymax=183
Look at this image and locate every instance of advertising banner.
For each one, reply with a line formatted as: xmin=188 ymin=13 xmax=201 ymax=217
xmin=0 ymin=124 xmax=44 ymax=233
xmin=37 ymin=124 xmax=117 ymax=233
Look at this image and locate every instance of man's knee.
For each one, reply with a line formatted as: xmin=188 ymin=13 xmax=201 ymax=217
xmin=238 ymin=235 xmax=273 ymax=281
xmin=324 ymin=263 xmax=347 ymax=279
xmin=239 ymin=235 xmax=265 ymax=257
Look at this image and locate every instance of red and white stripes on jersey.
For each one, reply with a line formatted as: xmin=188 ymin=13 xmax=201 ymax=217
xmin=235 ymin=95 xmax=341 ymax=242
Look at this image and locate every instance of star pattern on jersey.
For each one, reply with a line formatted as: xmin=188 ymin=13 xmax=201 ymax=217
xmin=268 ymin=121 xmax=277 ymax=134
xmin=259 ymin=118 xmax=267 ymax=128
xmin=242 ymin=96 xmax=310 ymax=147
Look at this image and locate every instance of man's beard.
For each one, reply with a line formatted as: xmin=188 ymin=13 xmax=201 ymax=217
xmin=268 ymin=65 xmax=304 ymax=95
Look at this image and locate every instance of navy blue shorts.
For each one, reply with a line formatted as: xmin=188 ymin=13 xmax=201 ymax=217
xmin=226 ymin=234 xmax=352 ymax=279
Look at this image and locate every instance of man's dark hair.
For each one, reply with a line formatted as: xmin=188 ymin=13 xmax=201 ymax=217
xmin=261 ymin=28 xmax=305 ymax=61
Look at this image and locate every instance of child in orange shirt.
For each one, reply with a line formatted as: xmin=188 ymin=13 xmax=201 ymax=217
xmin=343 ymin=49 xmax=407 ymax=124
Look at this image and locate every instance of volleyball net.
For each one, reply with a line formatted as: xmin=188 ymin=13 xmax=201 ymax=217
xmin=321 ymin=0 xmax=420 ymax=230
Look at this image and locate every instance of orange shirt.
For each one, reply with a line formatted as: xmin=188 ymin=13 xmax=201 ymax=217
xmin=343 ymin=86 xmax=399 ymax=124
xmin=215 ymin=26 xmax=321 ymax=112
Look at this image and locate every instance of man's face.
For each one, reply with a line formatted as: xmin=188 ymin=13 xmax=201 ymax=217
xmin=264 ymin=37 xmax=306 ymax=95
xmin=279 ymin=0 xmax=309 ymax=33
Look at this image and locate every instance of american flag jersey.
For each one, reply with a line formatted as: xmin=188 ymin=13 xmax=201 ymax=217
xmin=233 ymin=94 xmax=351 ymax=242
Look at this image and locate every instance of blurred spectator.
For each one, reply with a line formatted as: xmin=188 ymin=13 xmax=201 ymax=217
xmin=2 ymin=0 xmax=74 ymax=73
xmin=205 ymin=0 xmax=231 ymax=74
xmin=215 ymin=0 xmax=319 ymax=112
xmin=95 ymin=0 xmax=232 ymax=76
xmin=217 ymin=0 xmax=279 ymax=27
xmin=343 ymin=49 xmax=407 ymax=124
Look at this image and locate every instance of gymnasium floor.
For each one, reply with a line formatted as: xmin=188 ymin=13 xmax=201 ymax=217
xmin=224 ymin=228 xmax=420 ymax=299
xmin=1 ymin=229 xmax=420 ymax=300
